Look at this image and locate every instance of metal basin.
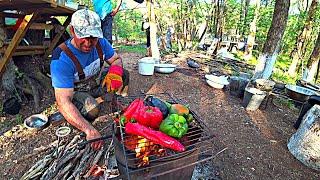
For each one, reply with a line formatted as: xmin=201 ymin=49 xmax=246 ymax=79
xmin=24 ymin=114 xmax=49 ymax=131
xmin=154 ymin=64 xmax=177 ymax=74
xmin=255 ymin=79 xmax=276 ymax=91
xmin=285 ymin=84 xmax=318 ymax=102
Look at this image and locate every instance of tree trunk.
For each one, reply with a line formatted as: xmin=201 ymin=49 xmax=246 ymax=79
xmin=244 ymin=0 xmax=261 ymax=62
xmin=303 ymin=31 xmax=320 ymax=82
xmin=240 ymin=0 xmax=250 ymax=36
xmin=287 ymin=104 xmax=320 ymax=171
xmin=147 ymin=0 xmax=160 ymax=59
xmin=253 ymin=0 xmax=290 ymax=80
xmin=288 ymin=0 xmax=319 ymax=77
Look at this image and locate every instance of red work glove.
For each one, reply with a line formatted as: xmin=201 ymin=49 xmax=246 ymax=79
xmin=101 ymin=65 xmax=123 ymax=93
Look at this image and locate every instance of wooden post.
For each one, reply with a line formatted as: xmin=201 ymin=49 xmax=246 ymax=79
xmin=45 ymin=15 xmax=71 ymax=58
xmin=287 ymin=104 xmax=320 ymax=171
xmin=0 ymin=9 xmax=40 ymax=77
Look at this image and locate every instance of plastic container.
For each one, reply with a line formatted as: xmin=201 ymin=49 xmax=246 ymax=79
xmin=205 ymin=74 xmax=229 ymax=89
xmin=242 ymin=87 xmax=266 ymax=111
xmin=138 ymin=57 xmax=155 ymax=75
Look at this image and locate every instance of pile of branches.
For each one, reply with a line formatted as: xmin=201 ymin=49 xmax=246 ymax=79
xmin=21 ymin=135 xmax=118 ymax=180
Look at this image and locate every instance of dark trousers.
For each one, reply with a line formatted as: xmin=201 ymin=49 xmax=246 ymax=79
xmin=101 ymin=15 xmax=113 ymax=45
xmin=294 ymin=95 xmax=320 ymax=129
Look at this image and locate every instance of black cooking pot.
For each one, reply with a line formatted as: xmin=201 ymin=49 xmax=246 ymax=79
xmin=285 ymin=84 xmax=318 ymax=102
xmin=3 ymin=97 xmax=21 ymax=115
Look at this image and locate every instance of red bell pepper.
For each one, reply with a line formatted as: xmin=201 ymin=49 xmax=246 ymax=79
xmin=136 ymin=106 xmax=163 ymax=129
xmin=119 ymin=99 xmax=139 ymax=124
xmin=125 ymin=123 xmax=186 ymax=152
xmin=131 ymin=99 xmax=144 ymax=121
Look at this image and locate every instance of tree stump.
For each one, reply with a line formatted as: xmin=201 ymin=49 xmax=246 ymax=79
xmin=287 ymin=104 xmax=320 ymax=171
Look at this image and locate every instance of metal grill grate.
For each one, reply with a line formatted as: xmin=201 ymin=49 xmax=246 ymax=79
xmin=112 ymin=93 xmax=227 ymax=180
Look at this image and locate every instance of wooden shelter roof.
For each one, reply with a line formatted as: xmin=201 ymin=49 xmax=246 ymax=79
xmin=0 ymin=0 xmax=76 ymax=17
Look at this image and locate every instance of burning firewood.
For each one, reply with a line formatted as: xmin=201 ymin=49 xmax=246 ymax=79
xmin=122 ymin=135 xmax=166 ymax=168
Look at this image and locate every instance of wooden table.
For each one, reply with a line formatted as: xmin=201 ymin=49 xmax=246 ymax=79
xmin=0 ymin=0 xmax=76 ymax=77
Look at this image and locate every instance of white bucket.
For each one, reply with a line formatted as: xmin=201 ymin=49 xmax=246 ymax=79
xmin=138 ymin=57 xmax=155 ymax=75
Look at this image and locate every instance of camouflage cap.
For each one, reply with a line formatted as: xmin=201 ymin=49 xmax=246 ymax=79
xmin=70 ymin=9 xmax=103 ymax=38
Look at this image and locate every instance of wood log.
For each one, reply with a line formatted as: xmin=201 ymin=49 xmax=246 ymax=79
xmin=287 ymin=104 xmax=320 ymax=171
xmin=55 ymin=148 xmax=86 ymax=179
xmin=21 ymin=151 xmax=55 ymax=180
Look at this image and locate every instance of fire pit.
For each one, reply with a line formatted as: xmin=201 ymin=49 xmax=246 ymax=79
xmin=112 ymin=93 xmax=226 ymax=180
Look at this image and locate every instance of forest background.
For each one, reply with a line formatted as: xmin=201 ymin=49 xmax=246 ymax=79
xmin=66 ymin=0 xmax=320 ymax=85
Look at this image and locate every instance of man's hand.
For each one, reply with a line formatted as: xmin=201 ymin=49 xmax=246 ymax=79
xmin=110 ymin=10 xmax=118 ymax=16
xmin=86 ymin=128 xmax=103 ymax=150
xmin=102 ymin=65 xmax=123 ymax=93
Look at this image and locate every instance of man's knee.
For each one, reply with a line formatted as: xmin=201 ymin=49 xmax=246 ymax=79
xmin=72 ymin=92 xmax=100 ymax=121
xmin=122 ymin=69 xmax=129 ymax=86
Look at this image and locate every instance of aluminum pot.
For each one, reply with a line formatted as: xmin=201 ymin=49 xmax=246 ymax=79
xmin=285 ymin=84 xmax=318 ymax=102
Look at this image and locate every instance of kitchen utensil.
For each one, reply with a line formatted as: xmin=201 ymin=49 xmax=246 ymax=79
xmin=154 ymin=64 xmax=177 ymax=73
xmin=3 ymin=97 xmax=21 ymax=115
xmin=24 ymin=114 xmax=49 ymax=131
xmin=205 ymin=74 xmax=229 ymax=89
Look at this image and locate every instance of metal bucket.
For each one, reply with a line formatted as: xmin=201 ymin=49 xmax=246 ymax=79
xmin=242 ymin=87 xmax=266 ymax=111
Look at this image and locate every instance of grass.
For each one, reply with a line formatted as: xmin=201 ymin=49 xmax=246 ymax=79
xmin=273 ymin=98 xmax=296 ymax=110
xmin=117 ymin=44 xmax=146 ymax=53
xmin=15 ymin=114 xmax=23 ymax=124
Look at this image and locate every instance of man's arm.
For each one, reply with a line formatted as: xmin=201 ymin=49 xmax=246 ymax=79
xmin=106 ymin=51 xmax=122 ymax=66
xmin=110 ymin=0 xmax=123 ymax=16
xmin=54 ymin=88 xmax=103 ymax=150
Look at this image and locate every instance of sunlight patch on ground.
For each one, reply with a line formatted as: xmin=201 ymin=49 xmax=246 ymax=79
xmin=247 ymin=110 xmax=279 ymax=142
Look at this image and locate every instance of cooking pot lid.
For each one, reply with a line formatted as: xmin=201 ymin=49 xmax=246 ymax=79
xmin=139 ymin=57 xmax=156 ymax=64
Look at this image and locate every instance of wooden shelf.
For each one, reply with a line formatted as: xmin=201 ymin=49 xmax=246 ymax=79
xmin=0 ymin=0 xmax=76 ymax=77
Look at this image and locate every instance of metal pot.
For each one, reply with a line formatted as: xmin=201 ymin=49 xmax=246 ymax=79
xmin=285 ymin=84 xmax=318 ymax=102
xmin=3 ymin=97 xmax=21 ymax=115
xmin=255 ymin=79 xmax=276 ymax=91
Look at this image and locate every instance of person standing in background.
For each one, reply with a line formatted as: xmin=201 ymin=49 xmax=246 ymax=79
xmin=92 ymin=0 xmax=123 ymax=45
xmin=141 ymin=20 xmax=151 ymax=56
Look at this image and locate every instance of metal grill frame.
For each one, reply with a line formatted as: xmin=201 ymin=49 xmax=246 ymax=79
xmin=113 ymin=92 xmax=227 ymax=180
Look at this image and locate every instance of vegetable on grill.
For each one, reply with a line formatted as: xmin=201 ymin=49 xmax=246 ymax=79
xmin=119 ymin=99 xmax=139 ymax=125
xmin=131 ymin=99 xmax=144 ymax=121
xmin=145 ymin=96 xmax=169 ymax=118
xmin=125 ymin=122 xmax=185 ymax=152
xmin=169 ymin=104 xmax=190 ymax=117
xmin=136 ymin=106 xmax=163 ymax=129
xmin=158 ymin=99 xmax=193 ymax=124
xmin=159 ymin=114 xmax=188 ymax=138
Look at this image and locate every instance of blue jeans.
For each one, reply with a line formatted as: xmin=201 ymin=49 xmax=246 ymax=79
xmin=101 ymin=15 xmax=113 ymax=44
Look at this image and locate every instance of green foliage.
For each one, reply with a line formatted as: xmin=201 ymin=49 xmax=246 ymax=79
xmin=273 ymin=98 xmax=296 ymax=109
xmin=280 ymin=13 xmax=307 ymax=55
xmin=255 ymin=5 xmax=274 ymax=51
xmin=224 ymin=0 xmax=242 ymax=33
xmin=15 ymin=71 xmax=24 ymax=79
xmin=271 ymin=71 xmax=296 ymax=84
xmin=114 ymin=10 xmax=145 ymax=41
xmin=15 ymin=114 xmax=23 ymax=124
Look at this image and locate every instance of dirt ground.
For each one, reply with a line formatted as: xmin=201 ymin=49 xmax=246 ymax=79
xmin=0 ymin=49 xmax=319 ymax=180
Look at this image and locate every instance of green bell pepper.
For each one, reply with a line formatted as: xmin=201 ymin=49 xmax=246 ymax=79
xmin=159 ymin=114 xmax=188 ymax=138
